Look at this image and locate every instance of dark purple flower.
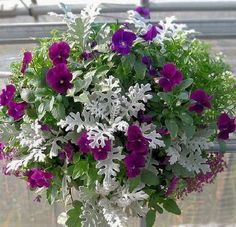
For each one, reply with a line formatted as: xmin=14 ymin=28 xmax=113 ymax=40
xmin=142 ymin=56 xmax=152 ymax=66
xmin=0 ymin=84 xmax=16 ymax=106
xmin=77 ymin=132 xmax=91 ymax=154
xmin=46 ymin=63 xmax=73 ymax=95
xmin=91 ymin=140 xmax=111 ymax=161
xmin=148 ymin=65 xmax=157 ymax=76
xmin=111 ymin=29 xmax=136 ymax=55
xmin=217 ymin=113 xmax=235 ymax=140
xmin=25 ymin=168 xmax=53 ymax=189
xmin=59 ymin=143 xmax=74 ymax=163
xmin=124 ymin=153 xmax=146 ymax=178
xmin=137 ymin=110 xmax=153 ymax=124
xmin=49 ymin=41 xmax=70 ymax=65
xmin=141 ymin=25 xmax=159 ymax=41
xmin=90 ymin=41 xmax=97 ymax=49
xmin=135 ymin=6 xmax=150 ymax=19
xmin=21 ymin=51 xmax=32 ymax=74
xmin=189 ymin=89 xmax=212 ymax=114
xmin=7 ymin=101 xmax=27 ymax=121
xmin=81 ymin=51 xmax=93 ymax=61
xmin=159 ymin=63 xmax=183 ymax=92
xmin=157 ymin=127 xmax=170 ymax=136
xmin=126 ymin=125 xmax=149 ymax=154
xmin=39 ymin=122 xmax=51 ymax=132
xmin=166 ymin=176 xmax=179 ymax=196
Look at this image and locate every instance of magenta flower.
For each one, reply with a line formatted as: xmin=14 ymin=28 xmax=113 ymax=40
xmin=0 ymin=143 xmax=4 ymax=160
xmin=217 ymin=113 xmax=235 ymax=140
xmin=7 ymin=101 xmax=27 ymax=121
xmin=166 ymin=176 xmax=179 ymax=196
xmin=46 ymin=63 xmax=73 ymax=95
xmin=91 ymin=140 xmax=112 ymax=161
xmin=25 ymin=168 xmax=53 ymax=189
xmin=39 ymin=122 xmax=51 ymax=132
xmin=111 ymin=29 xmax=136 ymax=55
xmin=157 ymin=127 xmax=170 ymax=136
xmin=59 ymin=143 xmax=74 ymax=163
xmin=49 ymin=41 xmax=70 ymax=65
xmin=81 ymin=51 xmax=93 ymax=61
xmin=126 ymin=125 xmax=149 ymax=154
xmin=189 ymin=89 xmax=212 ymax=114
xmin=159 ymin=63 xmax=183 ymax=92
xmin=124 ymin=153 xmax=146 ymax=178
xmin=141 ymin=25 xmax=159 ymax=41
xmin=21 ymin=51 xmax=32 ymax=74
xmin=77 ymin=132 xmax=91 ymax=154
xmin=0 ymin=84 xmax=16 ymax=106
xmin=135 ymin=6 xmax=150 ymax=19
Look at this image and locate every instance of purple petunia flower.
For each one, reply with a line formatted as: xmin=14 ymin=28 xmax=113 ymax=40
xmin=217 ymin=113 xmax=236 ymax=140
xmin=137 ymin=110 xmax=153 ymax=124
xmin=157 ymin=127 xmax=170 ymax=136
xmin=49 ymin=41 xmax=70 ymax=65
xmin=142 ymin=56 xmax=152 ymax=66
xmin=189 ymin=89 xmax=212 ymax=114
xmin=166 ymin=176 xmax=179 ymax=196
xmin=90 ymin=41 xmax=97 ymax=49
xmin=159 ymin=63 xmax=183 ymax=92
xmin=124 ymin=153 xmax=146 ymax=178
xmin=7 ymin=101 xmax=27 ymax=121
xmin=91 ymin=140 xmax=112 ymax=161
xmin=0 ymin=143 xmax=4 ymax=160
xmin=135 ymin=6 xmax=150 ymax=19
xmin=59 ymin=143 xmax=74 ymax=163
xmin=141 ymin=25 xmax=159 ymax=41
xmin=81 ymin=51 xmax=93 ymax=61
xmin=39 ymin=122 xmax=51 ymax=132
xmin=77 ymin=132 xmax=91 ymax=154
xmin=0 ymin=84 xmax=16 ymax=106
xmin=111 ymin=29 xmax=136 ymax=55
xmin=126 ymin=125 xmax=149 ymax=154
xmin=25 ymin=168 xmax=53 ymax=189
xmin=21 ymin=51 xmax=32 ymax=74
xmin=46 ymin=63 xmax=73 ymax=95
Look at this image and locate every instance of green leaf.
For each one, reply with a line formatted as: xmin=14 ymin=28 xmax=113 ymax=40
xmin=66 ymin=201 xmax=82 ymax=227
xmin=141 ymin=170 xmax=160 ymax=186
xmin=129 ymin=175 xmax=141 ymax=191
xmin=134 ymin=61 xmax=146 ymax=80
xmin=21 ymin=89 xmax=35 ymax=103
xmin=171 ymin=163 xmax=194 ymax=177
xmin=218 ymin=140 xmax=226 ymax=153
xmin=163 ymin=198 xmax=181 ymax=215
xmin=165 ymin=119 xmax=178 ymax=138
xmin=74 ymin=92 xmax=90 ymax=103
xmin=177 ymin=92 xmax=189 ymax=100
xmin=145 ymin=210 xmax=156 ymax=227
xmin=51 ymin=103 xmax=65 ymax=120
xmin=179 ymin=112 xmax=193 ymax=125
xmin=72 ymin=160 xmax=89 ymax=179
xmin=158 ymin=92 xmax=172 ymax=105
xmin=178 ymin=78 xmax=193 ymax=90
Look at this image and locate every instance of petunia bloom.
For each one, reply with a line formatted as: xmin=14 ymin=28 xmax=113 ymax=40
xmin=166 ymin=176 xmax=179 ymax=196
xmin=0 ymin=84 xmax=16 ymax=106
xmin=46 ymin=63 xmax=73 ymax=95
xmin=189 ymin=89 xmax=212 ymax=114
xmin=91 ymin=140 xmax=112 ymax=161
xmin=159 ymin=63 xmax=183 ymax=92
xmin=137 ymin=110 xmax=153 ymax=124
xmin=142 ymin=56 xmax=152 ymax=66
xmin=124 ymin=153 xmax=146 ymax=178
xmin=111 ymin=29 xmax=136 ymax=55
xmin=25 ymin=168 xmax=53 ymax=189
xmin=59 ymin=143 xmax=74 ymax=163
xmin=126 ymin=125 xmax=149 ymax=154
xmin=81 ymin=51 xmax=93 ymax=61
xmin=77 ymin=132 xmax=91 ymax=154
xmin=7 ymin=101 xmax=27 ymax=121
xmin=21 ymin=51 xmax=32 ymax=74
xmin=135 ymin=6 xmax=150 ymax=19
xmin=141 ymin=56 xmax=157 ymax=76
xmin=49 ymin=41 xmax=70 ymax=65
xmin=217 ymin=113 xmax=236 ymax=140
xmin=141 ymin=25 xmax=159 ymax=41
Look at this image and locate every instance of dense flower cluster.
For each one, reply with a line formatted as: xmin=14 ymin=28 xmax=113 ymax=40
xmin=0 ymin=5 xmax=235 ymax=227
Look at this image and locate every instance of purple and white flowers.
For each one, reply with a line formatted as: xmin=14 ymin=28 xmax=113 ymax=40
xmin=49 ymin=41 xmax=70 ymax=65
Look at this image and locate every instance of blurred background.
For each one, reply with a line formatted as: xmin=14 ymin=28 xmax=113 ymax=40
xmin=0 ymin=1 xmax=236 ymax=227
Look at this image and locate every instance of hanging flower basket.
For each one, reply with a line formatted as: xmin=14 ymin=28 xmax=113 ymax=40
xmin=0 ymin=4 xmax=235 ymax=227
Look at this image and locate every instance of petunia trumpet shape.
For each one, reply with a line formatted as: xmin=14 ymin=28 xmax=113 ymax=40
xmin=217 ymin=113 xmax=236 ymax=140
